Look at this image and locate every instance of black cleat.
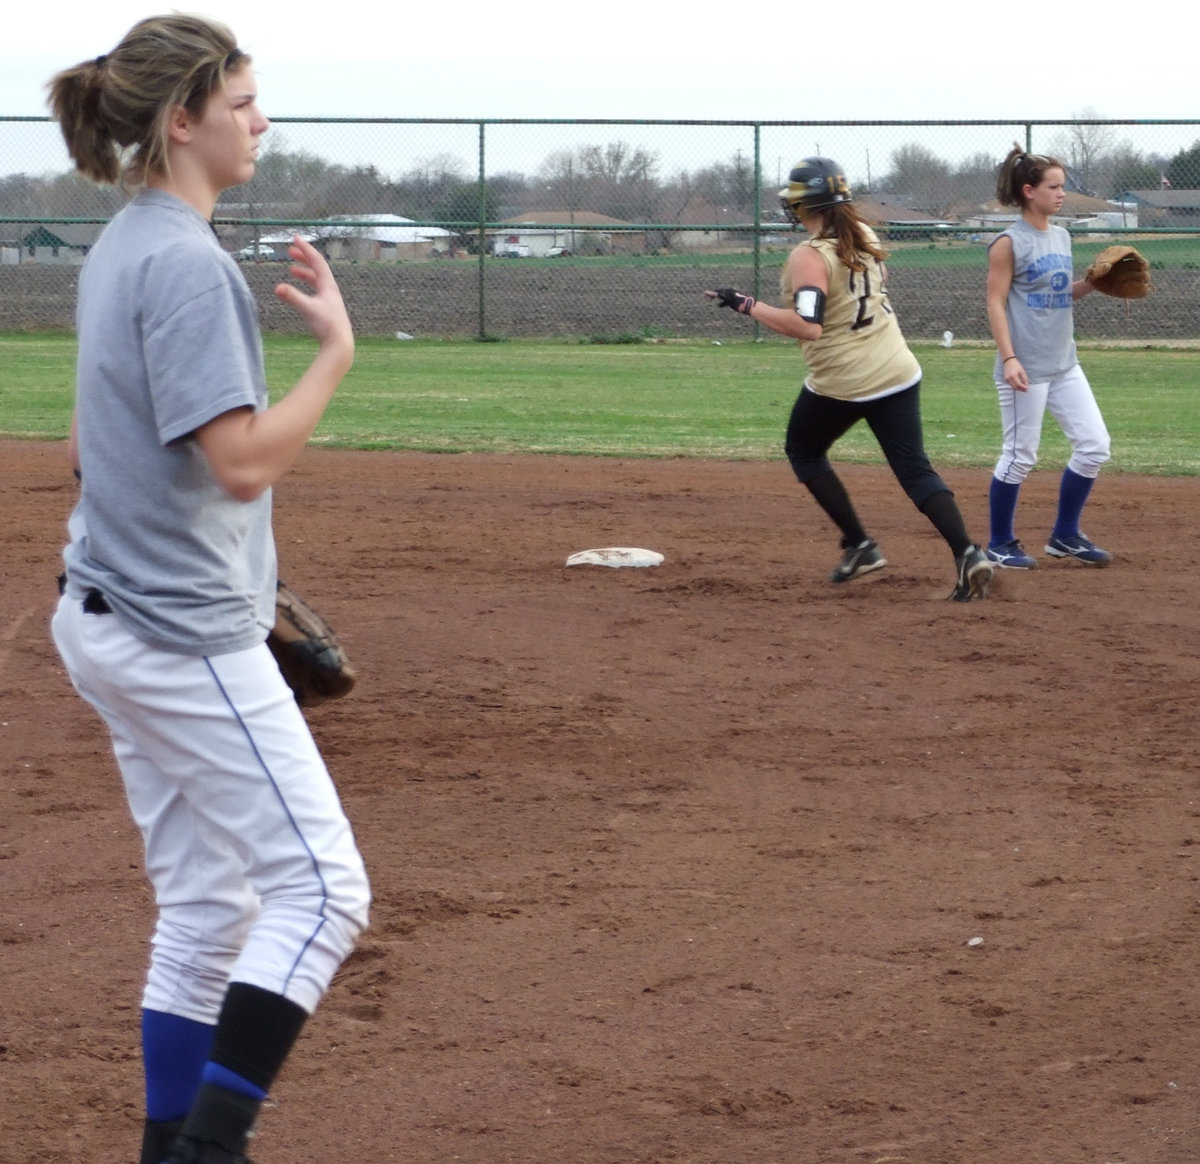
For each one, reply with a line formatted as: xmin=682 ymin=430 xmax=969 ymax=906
xmin=830 ymin=538 xmax=887 ymax=584
xmin=951 ymin=545 xmax=993 ymax=602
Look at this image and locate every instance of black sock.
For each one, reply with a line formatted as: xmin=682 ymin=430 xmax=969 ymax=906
xmin=919 ymin=489 xmax=972 ymax=558
xmin=209 ymin=983 xmax=308 ymax=1091
xmin=177 ymin=984 xmax=309 ymax=1155
xmin=803 ymin=470 xmax=867 ymax=547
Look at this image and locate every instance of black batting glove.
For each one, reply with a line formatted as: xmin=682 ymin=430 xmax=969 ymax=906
xmin=711 ymin=287 xmax=756 ymax=315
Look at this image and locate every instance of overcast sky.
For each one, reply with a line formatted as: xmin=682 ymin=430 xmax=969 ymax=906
xmin=4 ymin=1 xmax=1197 ymax=122
xmin=3 ymin=2 xmax=1198 ymax=185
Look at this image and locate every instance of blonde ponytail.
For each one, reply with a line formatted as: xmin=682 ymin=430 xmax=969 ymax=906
xmin=46 ymin=57 xmax=123 ymax=184
xmin=46 ymin=14 xmax=246 ymax=187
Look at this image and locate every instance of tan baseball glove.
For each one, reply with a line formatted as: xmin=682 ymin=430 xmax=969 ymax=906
xmin=267 ymin=581 xmax=357 ymax=706
xmin=1085 ymin=245 xmax=1151 ymax=299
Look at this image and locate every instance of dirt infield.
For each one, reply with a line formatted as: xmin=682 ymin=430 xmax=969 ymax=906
xmin=3 ymin=440 xmax=1199 ymax=1164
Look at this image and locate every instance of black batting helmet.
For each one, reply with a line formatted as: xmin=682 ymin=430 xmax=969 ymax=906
xmin=778 ymin=157 xmax=853 ymax=224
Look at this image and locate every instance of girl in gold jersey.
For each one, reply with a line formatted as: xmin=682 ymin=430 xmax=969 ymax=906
xmin=705 ymin=156 xmax=991 ymax=602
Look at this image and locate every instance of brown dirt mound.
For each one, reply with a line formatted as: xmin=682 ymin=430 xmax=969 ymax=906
xmin=3 ymin=441 xmax=1198 ymax=1163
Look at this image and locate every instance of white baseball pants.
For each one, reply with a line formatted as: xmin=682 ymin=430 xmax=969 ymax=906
xmin=992 ymin=362 xmax=1111 ymax=484
xmin=52 ymin=594 xmax=370 ymax=1021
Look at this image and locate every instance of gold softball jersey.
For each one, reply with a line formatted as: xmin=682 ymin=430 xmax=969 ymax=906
xmin=781 ymin=234 xmax=920 ymax=401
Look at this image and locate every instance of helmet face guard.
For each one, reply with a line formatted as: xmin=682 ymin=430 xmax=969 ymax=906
xmin=779 ymin=157 xmax=852 ymax=224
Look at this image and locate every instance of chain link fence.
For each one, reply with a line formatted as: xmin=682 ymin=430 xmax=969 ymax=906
xmin=4 ymin=117 xmax=1200 ymax=342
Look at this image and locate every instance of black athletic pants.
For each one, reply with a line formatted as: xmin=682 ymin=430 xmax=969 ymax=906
xmin=784 ymin=380 xmax=969 ymax=556
xmin=784 ymin=380 xmax=948 ymax=506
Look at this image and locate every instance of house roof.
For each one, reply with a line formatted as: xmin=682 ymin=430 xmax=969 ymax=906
xmin=318 ymin=214 xmax=452 ymax=241
xmin=1057 ymin=191 xmax=1116 ymax=215
xmin=854 ymin=197 xmax=951 ymax=226
xmin=857 ymin=192 xmax=920 ymax=212
xmin=503 ymin=211 xmax=632 ymax=228
xmin=1119 ymin=189 xmax=1200 ymax=209
xmin=963 ymin=191 xmax=1118 ymax=219
xmin=666 ymin=197 xmax=727 ymax=226
xmin=21 ymin=223 xmax=104 ymax=247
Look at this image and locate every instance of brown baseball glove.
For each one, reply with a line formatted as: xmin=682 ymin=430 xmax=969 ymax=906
xmin=267 ymin=581 xmax=357 ymax=706
xmin=1085 ymin=245 xmax=1151 ymax=299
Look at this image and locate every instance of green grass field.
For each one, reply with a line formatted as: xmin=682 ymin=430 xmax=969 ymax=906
xmin=2 ymin=332 xmax=1197 ymax=475
xmin=876 ymin=235 xmax=1200 ymax=270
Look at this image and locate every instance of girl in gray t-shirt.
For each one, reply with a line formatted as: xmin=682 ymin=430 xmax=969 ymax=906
xmin=46 ymin=16 xmax=369 ymax=1164
xmin=984 ymin=145 xmax=1112 ymax=570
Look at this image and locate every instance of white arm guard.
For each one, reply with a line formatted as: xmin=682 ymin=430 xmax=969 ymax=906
xmin=793 ymin=286 xmax=826 ymax=324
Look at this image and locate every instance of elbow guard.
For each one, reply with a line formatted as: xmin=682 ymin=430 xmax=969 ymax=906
xmin=793 ymin=286 xmax=826 ymax=324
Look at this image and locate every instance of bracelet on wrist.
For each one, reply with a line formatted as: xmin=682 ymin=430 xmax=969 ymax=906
xmin=1003 ymin=356 xmax=1018 ymax=363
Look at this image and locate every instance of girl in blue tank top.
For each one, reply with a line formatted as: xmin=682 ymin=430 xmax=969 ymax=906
xmin=985 ymin=145 xmax=1112 ymax=569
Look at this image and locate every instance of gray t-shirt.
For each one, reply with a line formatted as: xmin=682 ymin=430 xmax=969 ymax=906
xmin=990 ymin=217 xmax=1078 ymax=383
xmin=63 ymin=189 xmax=276 ymax=655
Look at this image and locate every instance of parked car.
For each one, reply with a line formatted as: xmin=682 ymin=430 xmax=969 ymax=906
xmin=493 ymin=241 xmax=530 ymax=258
xmin=234 ymin=243 xmax=279 ymax=261
xmin=546 ymin=247 xmax=572 ymax=258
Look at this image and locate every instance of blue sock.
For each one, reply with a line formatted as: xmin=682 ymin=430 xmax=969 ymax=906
xmin=201 ymin=1061 xmax=269 ymax=1102
xmin=142 ymin=1009 xmax=216 ymax=1123
xmin=988 ymin=477 xmax=1021 ymax=547
xmin=1053 ymin=468 xmax=1095 ymax=539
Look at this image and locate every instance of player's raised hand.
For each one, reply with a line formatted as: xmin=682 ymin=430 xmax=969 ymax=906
xmin=275 ymin=235 xmax=354 ymax=354
xmin=705 ymin=287 xmax=756 ymax=315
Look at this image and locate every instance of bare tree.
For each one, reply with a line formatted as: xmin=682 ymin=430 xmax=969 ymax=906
xmin=1052 ymin=108 xmax=1115 ymax=196
xmin=537 ymin=151 xmax=584 ymax=212
xmin=537 ymin=141 xmax=661 ymax=221
xmin=683 ymin=152 xmax=757 ymax=219
xmin=32 ymin=172 xmax=124 ymax=219
xmin=949 ymin=152 xmax=1000 ymax=209
xmin=237 ymin=135 xmax=337 ymax=220
xmin=879 ymin=144 xmax=953 ymax=215
xmin=1101 ymin=140 xmax=1163 ymax=198
xmin=392 ymin=154 xmax=469 ymax=220
xmin=304 ymin=166 xmax=393 ymax=219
